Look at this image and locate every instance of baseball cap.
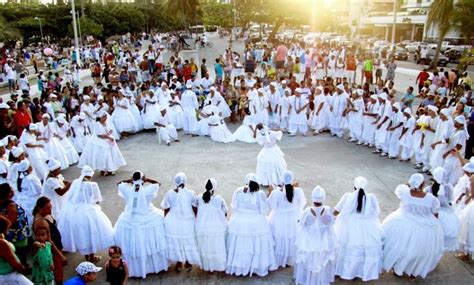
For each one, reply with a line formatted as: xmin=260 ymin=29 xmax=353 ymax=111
xmin=75 ymin=262 xmax=102 ymax=276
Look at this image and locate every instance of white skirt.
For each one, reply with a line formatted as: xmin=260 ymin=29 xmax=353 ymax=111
xmin=269 ymin=209 xmax=299 ymax=267
xmin=72 ymin=133 xmax=90 ymax=153
xmin=256 ymin=145 xmax=287 ymax=186
xmin=45 ymin=138 xmax=70 ymax=170
xmin=233 ymin=125 xmax=257 ymax=143
xmin=439 ymin=207 xmax=460 ymax=252
xmin=57 ymin=203 xmax=114 ymax=255
xmin=458 ymin=202 xmax=474 ymax=255
xmin=114 ymin=209 xmax=169 ymax=278
xmin=111 ymin=108 xmax=138 ymax=133
xmin=226 ymin=211 xmax=277 ymax=277
xmin=141 ymin=106 xmax=160 ymax=129
xmin=78 ymin=136 xmax=126 ymax=172
xmin=163 ymin=212 xmax=201 ymax=266
xmin=129 ymin=104 xmax=144 ymax=131
xmin=381 ymin=210 xmax=444 ymax=278
xmin=25 ymin=148 xmax=48 ymax=180
xmin=168 ymin=107 xmax=184 ymax=130
xmin=59 ymin=137 xmax=79 ymax=165
xmin=209 ymin=125 xmax=236 ymax=143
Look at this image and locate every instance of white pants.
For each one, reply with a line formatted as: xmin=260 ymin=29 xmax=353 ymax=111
xmin=183 ymin=111 xmax=198 ymax=134
xmin=280 ymin=116 xmax=289 ymax=130
xmin=289 ymin=123 xmax=308 ymax=134
xmin=400 ymin=146 xmax=413 ymax=161
xmin=0 ymin=272 xmax=33 ymax=285
xmin=158 ymin=125 xmax=178 ymax=143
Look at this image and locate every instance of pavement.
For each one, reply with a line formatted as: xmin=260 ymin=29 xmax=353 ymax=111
xmin=45 ymin=34 xmax=473 ymax=284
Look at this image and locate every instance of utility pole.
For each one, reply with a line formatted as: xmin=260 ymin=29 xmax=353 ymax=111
xmin=71 ymin=0 xmax=81 ymax=66
xmin=34 ymin=17 xmax=44 ymax=43
xmin=391 ymin=0 xmax=397 ymax=46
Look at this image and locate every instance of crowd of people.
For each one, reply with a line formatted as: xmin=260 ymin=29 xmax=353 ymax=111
xmin=0 ymin=31 xmax=473 ymax=284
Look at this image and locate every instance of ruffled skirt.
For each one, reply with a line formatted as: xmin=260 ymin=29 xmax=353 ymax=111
xmin=256 ymin=145 xmax=287 ymax=186
xmin=78 ymin=137 xmax=126 ymax=172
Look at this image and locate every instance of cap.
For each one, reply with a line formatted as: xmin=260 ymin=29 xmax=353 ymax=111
xmin=75 ymin=262 xmax=102 ymax=276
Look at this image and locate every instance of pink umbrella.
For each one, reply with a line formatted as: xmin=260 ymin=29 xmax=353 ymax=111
xmin=43 ymin=47 xmax=53 ymax=56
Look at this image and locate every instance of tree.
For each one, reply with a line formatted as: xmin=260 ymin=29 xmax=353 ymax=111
xmin=201 ymin=1 xmax=233 ymax=29
xmin=77 ymin=16 xmax=103 ymax=38
xmin=0 ymin=15 xmax=22 ymax=42
xmin=166 ymin=0 xmax=201 ymax=29
xmin=453 ymin=0 xmax=474 ymax=44
xmin=427 ymin=0 xmax=455 ymax=69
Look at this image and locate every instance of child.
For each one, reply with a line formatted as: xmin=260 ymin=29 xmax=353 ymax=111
xmin=294 ymin=186 xmax=337 ymax=285
xmin=106 ymin=246 xmax=128 ymax=285
xmin=32 ymin=227 xmax=55 ymax=285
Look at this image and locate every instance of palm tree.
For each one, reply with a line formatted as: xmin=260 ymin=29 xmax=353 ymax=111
xmin=166 ymin=0 xmax=201 ymax=30
xmin=453 ymin=0 xmax=474 ymax=44
xmin=0 ymin=16 xmax=22 ymax=42
xmin=427 ymin=0 xmax=455 ymax=69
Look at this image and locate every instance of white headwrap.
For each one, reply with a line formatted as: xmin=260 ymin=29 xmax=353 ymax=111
xmin=336 ymin=84 xmax=344 ymax=91
xmin=97 ymin=95 xmax=104 ymax=101
xmin=47 ymin=158 xmax=61 ymax=172
xmin=17 ymin=159 xmax=30 ymax=173
xmin=370 ymin=94 xmax=378 ymax=100
xmin=440 ymin=108 xmax=451 ymax=118
xmin=97 ymin=110 xmax=108 ymax=118
xmin=354 ymin=176 xmax=368 ymax=190
xmin=81 ymin=166 xmax=94 ymax=178
xmin=79 ymin=112 xmax=86 ymax=120
xmin=83 ymin=95 xmax=91 ymax=101
xmin=463 ymin=162 xmax=474 ymax=173
xmin=57 ymin=117 xmax=66 ymax=125
xmin=42 ymin=113 xmax=50 ymax=120
xmin=356 ymin=89 xmax=364 ymax=96
xmin=11 ymin=146 xmax=24 ymax=158
xmin=432 ymin=167 xmax=445 ymax=185
xmin=174 ymin=172 xmax=186 ymax=187
xmin=378 ymin=93 xmax=387 ymax=100
xmin=408 ymin=173 xmax=424 ymax=189
xmin=312 ymin=186 xmax=326 ymax=203
xmin=403 ymin=108 xmax=411 ymax=114
xmin=427 ymin=105 xmax=438 ymax=113
xmin=29 ymin=123 xmax=38 ymax=131
xmin=454 ymin=115 xmax=469 ymax=139
xmin=283 ymin=170 xmax=294 ymax=185
xmin=392 ymin=102 xmax=401 ymax=111
xmin=244 ymin=173 xmax=258 ymax=185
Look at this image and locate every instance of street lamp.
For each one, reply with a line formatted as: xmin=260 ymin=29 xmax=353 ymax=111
xmin=70 ymin=0 xmax=81 ymax=66
xmin=34 ymin=17 xmax=44 ymax=43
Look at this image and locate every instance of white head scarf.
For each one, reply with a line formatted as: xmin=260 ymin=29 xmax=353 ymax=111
xmin=283 ymin=170 xmax=294 ymax=185
xmin=463 ymin=162 xmax=474 ymax=173
xmin=312 ymin=186 xmax=326 ymax=203
xmin=354 ymin=176 xmax=367 ymax=190
xmin=174 ymin=172 xmax=186 ymax=187
xmin=244 ymin=173 xmax=258 ymax=185
xmin=403 ymin=108 xmax=411 ymax=114
xmin=11 ymin=146 xmax=24 ymax=158
xmin=432 ymin=167 xmax=445 ymax=185
xmin=454 ymin=115 xmax=469 ymax=139
xmin=408 ymin=173 xmax=424 ymax=189
xmin=47 ymin=158 xmax=61 ymax=172
xmin=29 ymin=123 xmax=38 ymax=131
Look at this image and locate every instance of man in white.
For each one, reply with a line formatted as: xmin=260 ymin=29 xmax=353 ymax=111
xmin=181 ymin=84 xmax=199 ymax=136
xmin=251 ymin=88 xmax=269 ymax=125
xmin=330 ymin=84 xmax=349 ymax=138
xmin=155 ymin=107 xmax=179 ymax=146
xmin=157 ymin=82 xmax=172 ymax=108
xmin=373 ymin=93 xmax=392 ymax=156
xmin=200 ymin=72 xmax=214 ymax=95
xmin=267 ymin=82 xmax=281 ymax=129
xmin=288 ymin=88 xmax=309 ymax=136
xmin=347 ymin=89 xmax=365 ymax=144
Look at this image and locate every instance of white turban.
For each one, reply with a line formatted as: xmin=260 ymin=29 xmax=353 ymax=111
xmin=392 ymin=102 xmax=401 ymax=111
xmin=57 ymin=117 xmax=66 ymax=125
xmin=454 ymin=115 xmax=469 ymax=139
xmin=161 ymin=82 xmax=168 ymax=87
xmin=408 ymin=173 xmax=424 ymax=189
xmin=79 ymin=112 xmax=86 ymax=120
xmin=440 ymin=108 xmax=451 ymax=118
xmin=283 ymin=170 xmax=294 ymax=185
xmin=210 ymin=86 xmax=217 ymax=92
xmin=354 ymin=176 xmax=368 ymax=190
xmin=427 ymin=105 xmax=438 ymax=113
xmin=29 ymin=123 xmax=38 ymax=131
xmin=97 ymin=110 xmax=108 ymax=118
xmin=312 ymin=186 xmax=326 ymax=203
xmin=11 ymin=146 xmax=24 ymax=158
xmin=378 ymin=92 xmax=388 ymax=100
xmin=258 ymin=88 xmax=265 ymax=94
xmin=356 ymin=89 xmax=364 ymax=96
xmin=42 ymin=113 xmax=50 ymax=120
xmin=17 ymin=159 xmax=30 ymax=172
xmin=403 ymin=108 xmax=411 ymax=114
xmin=83 ymin=95 xmax=91 ymax=101
xmin=270 ymin=82 xmax=277 ymax=87
xmin=49 ymin=94 xmax=57 ymax=99
xmin=336 ymin=84 xmax=344 ymax=91
xmin=370 ymin=94 xmax=378 ymax=100
xmin=244 ymin=173 xmax=258 ymax=185
xmin=463 ymin=162 xmax=474 ymax=173
xmin=281 ymin=80 xmax=287 ymax=85
xmin=81 ymin=165 xmax=94 ymax=177
xmin=186 ymin=84 xmax=193 ymax=89
xmin=47 ymin=158 xmax=61 ymax=172
xmin=432 ymin=167 xmax=445 ymax=185
xmin=97 ymin=95 xmax=104 ymax=101
xmin=174 ymin=172 xmax=186 ymax=186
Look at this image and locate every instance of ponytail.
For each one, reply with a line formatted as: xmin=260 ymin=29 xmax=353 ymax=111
xmin=285 ymin=184 xmax=294 ymax=203
xmin=17 ymin=171 xmax=24 ymax=193
xmin=356 ymin=188 xmax=366 ymax=213
xmin=202 ymin=179 xmax=213 ymax=203
xmin=431 ymin=181 xmax=440 ymax=197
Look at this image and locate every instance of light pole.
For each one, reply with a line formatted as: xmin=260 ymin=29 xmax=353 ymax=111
xmin=391 ymin=0 xmax=397 ymax=46
xmin=34 ymin=17 xmax=44 ymax=43
xmin=70 ymin=0 xmax=81 ymax=66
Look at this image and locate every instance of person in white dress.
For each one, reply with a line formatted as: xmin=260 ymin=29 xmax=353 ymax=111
xmin=251 ymin=88 xmax=270 ymax=126
xmin=195 ymin=178 xmax=228 ymax=272
xmin=14 ymin=160 xmax=42 ymax=225
xmin=80 ymin=95 xmax=96 ymax=127
xmin=54 ymin=117 xmax=80 ymax=166
xmin=114 ymin=171 xmax=169 ymax=278
xmin=255 ymin=124 xmax=287 ymax=186
xmin=457 ymin=175 xmax=474 ymax=263
xmin=443 ymin=115 xmax=468 ymax=185
xmin=207 ymin=86 xmax=231 ymax=119
xmin=160 ymin=173 xmax=201 ymax=272
xmin=279 ymin=89 xmax=292 ymax=132
xmin=18 ymin=123 xmax=48 ymax=180
xmin=78 ymin=111 xmax=126 ymax=176
xmin=208 ymin=112 xmax=236 ymax=143
xmin=267 ymin=82 xmax=281 ymax=129
xmin=233 ymin=110 xmax=257 ymax=143
xmin=37 ymin=114 xmax=70 ymax=170
xmin=399 ymin=108 xmax=416 ymax=162
xmin=289 ymin=88 xmax=309 ymax=136
xmin=181 ymin=84 xmax=199 ymax=135
xmin=226 ymin=173 xmax=277 ymax=276
xmin=167 ymin=90 xmax=185 ymax=130
xmin=361 ymin=95 xmax=379 ymax=147
xmin=57 ymin=166 xmax=114 ymax=263
xmin=413 ymin=109 xmax=428 ymax=168
xmin=41 ymin=158 xmax=71 ymax=218
xmin=267 ymin=170 xmax=306 ymax=268
xmin=346 ymin=89 xmax=365 ymax=143
xmin=330 ymin=84 xmax=349 ymax=138
xmin=197 ymin=101 xmax=218 ymax=137
xmin=141 ymin=90 xmax=161 ymax=130
xmin=421 ymin=106 xmax=440 ymax=173
xmin=154 ymin=107 xmax=179 ymax=146
xmin=373 ymin=93 xmax=392 ymax=156
xmin=425 ymin=167 xmax=460 ymax=251
xmin=309 ymin=86 xmax=329 ymax=135
xmin=294 ymin=186 xmax=337 ymax=285
xmin=125 ymin=92 xmax=143 ymax=132
xmin=111 ymin=91 xmax=138 ymax=137
xmin=386 ymin=102 xmax=404 ymax=159
xmin=70 ymin=112 xmax=92 ymax=154
xmin=382 ymin=174 xmax=443 ymax=279
xmin=453 ymin=161 xmax=474 ymax=214
xmin=333 ymin=176 xmax=383 ymax=281
xmin=429 ymin=108 xmax=454 ymax=171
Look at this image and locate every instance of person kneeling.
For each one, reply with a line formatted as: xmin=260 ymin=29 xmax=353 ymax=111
xmin=155 ymin=107 xmax=180 ymax=146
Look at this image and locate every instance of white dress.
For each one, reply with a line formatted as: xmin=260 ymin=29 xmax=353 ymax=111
xmin=268 ymin=187 xmax=306 ymax=267
xmin=226 ymin=188 xmax=277 ymax=276
xmin=141 ymin=95 xmax=161 ymax=129
xmin=250 ymin=95 xmax=269 ymax=126
xmin=111 ymin=98 xmax=139 ymax=133
xmin=294 ymin=206 xmax=337 ymax=285
xmin=382 ymin=187 xmax=443 ymax=278
xmin=208 ymin=114 xmax=236 ymax=143
xmin=443 ymin=129 xmax=467 ymax=185
xmin=55 ymin=122 xmax=79 ymax=165
xmin=78 ymin=122 xmax=126 ymax=172
xmin=334 ymin=190 xmax=383 ymax=281
xmin=114 ymin=183 xmax=169 ymax=278
xmin=37 ymin=122 xmax=70 ymax=170
xmin=42 ymin=175 xmax=68 ymax=218
xmin=361 ymin=102 xmax=379 ymax=145
xmin=168 ymin=96 xmax=185 ymax=130
xmin=207 ymin=91 xmax=231 ymax=118
xmin=70 ymin=115 xmax=91 ymax=153
xmin=160 ymin=188 xmax=201 ymax=266
xmin=15 ymin=173 xmax=43 ymax=225
xmin=195 ymin=194 xmax=228 ymax=272
xmin=19 ymin=131 xmax=48 ymax=180
xmin=57 ymin=179 xmax=114 ymax=255
xmin=425 ymin=184 xmax=460 ymax=251
xmin=458 ymin=199 xmax=474 ymax=255
xmin=256 ymin=130 xmax=287 ymax=186
xmin=128 ymin=98 xmax=144 ymax=131
xmin=429 ymin=118 xmax=454 ymax=170
xmin=233 ymin=116 xmax=257 ymax=143
xmin=309 ymin=95 xmax=329 ymax=132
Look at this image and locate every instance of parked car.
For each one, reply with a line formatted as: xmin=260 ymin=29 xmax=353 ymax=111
xmin=389 ymin=46 xmax=409 ymax=60
xmin=445 ymin=48 xmax=463 ymax=63
xmin=405 ymin=42 xmax=428 ymax=53
xmin=415 ymin=51 xmax=448 ymax=66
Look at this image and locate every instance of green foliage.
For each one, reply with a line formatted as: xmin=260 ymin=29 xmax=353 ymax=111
xmin=77 ymin=16 xmax=103 ymax=37
xmin=201 ymin=1 xmax=233 ymax=29
xmin=453 ymin=0 xmax=474 ymax=42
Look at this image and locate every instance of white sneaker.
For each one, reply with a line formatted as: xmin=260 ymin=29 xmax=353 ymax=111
xmin=380 ymin=152 xmax=388 ymax=157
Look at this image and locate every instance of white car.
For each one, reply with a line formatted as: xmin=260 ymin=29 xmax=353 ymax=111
xmin=405 ymin=42 xmax=428 ymax=53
